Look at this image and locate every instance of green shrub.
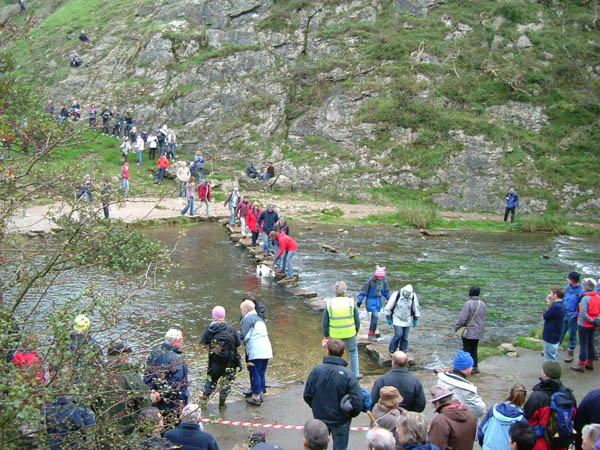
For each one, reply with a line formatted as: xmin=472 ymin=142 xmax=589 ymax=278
xmin=513 ymin=215 xmax=568 ymax=234
xmin=395 ymin=200 xmax=438 ymax=228
xmin=321 ymin=206 xmax=344 ymax=217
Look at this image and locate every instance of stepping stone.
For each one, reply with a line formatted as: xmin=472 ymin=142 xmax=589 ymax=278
xmin=240 ymin=237 xmax=253 ymax=247
xmin=365 ymin=344 xmax=392 ymax=367
xmin=305 ymin=297 xmax=326 ymax=311
xmin=230 ymin=233 xmax=243 ymax=242
xmin=289 ymin=288 xmax=317 ymax=298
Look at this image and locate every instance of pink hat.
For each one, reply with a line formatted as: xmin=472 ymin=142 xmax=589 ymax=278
xmin=374 ymin=265 xmax=386 ymax=277
xmin=212 ymin=306 xmax=226 ymax=320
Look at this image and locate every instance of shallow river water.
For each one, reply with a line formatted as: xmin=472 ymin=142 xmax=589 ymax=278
xmin=13 ymin=222 xmax=600 ymax=396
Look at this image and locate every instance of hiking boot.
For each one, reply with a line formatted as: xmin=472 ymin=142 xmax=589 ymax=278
xmin=571 ymin=362 xmax=585 ymax=372
xmin=564 ymin=349 xmax=574 ymax=363
xmin=368 ymin=334 xmax=377 ymax=342
xmin=246 ymin=396 xmax=262 ymax=406
xmin=585 ymin=360 xmax=594 ymax=370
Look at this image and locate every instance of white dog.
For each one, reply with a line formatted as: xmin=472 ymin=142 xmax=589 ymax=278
xmin=256 ymin=264 xmax=275 ymax=278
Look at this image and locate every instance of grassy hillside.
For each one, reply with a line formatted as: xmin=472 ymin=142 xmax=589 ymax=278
xmin=3 ymin=0 xmax=600 ymax=217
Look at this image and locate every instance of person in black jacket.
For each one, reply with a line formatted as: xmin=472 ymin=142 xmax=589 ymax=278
xmin=370 ymin=351 xmax=425 ymax=412
xmin=523 ymin=360 xmax=576 ymax=450
xmin=200 ymin=306 xmax=242 ymax=408
xmin=574 ymin=389 xmax=600 ymax=450
xmin=304 ymin=338 xmax=363 ymax=450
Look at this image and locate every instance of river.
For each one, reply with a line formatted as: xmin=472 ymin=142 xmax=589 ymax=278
xmin=11 ymin=222 xmax=600 ymax=397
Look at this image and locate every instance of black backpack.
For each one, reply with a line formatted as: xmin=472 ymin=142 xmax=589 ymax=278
xmin=210 ymin=326 xmax=236 ymax=363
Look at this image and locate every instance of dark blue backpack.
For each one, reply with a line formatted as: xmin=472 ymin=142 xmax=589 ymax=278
xmin=544 ymin=392 xmax=576 ymax=448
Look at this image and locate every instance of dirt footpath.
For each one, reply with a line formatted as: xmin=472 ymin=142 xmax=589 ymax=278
xmin=7 ymin=196 xmax=397 ymax=233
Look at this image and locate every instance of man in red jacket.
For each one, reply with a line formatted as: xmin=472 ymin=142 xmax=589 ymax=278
xmin=155 ymin=154 xmax=169 ymax=184
xmin=235 ymin=195 xmax=252 ymax=237
xmin=269 ymin=231 xmax=297 ymax=279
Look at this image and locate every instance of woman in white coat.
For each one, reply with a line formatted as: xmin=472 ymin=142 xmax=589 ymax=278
xmin=384 ymin=284 xmax=421 ymax=353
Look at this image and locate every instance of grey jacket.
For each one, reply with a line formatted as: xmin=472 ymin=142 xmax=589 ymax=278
xmin=455 ymin=296 xmax=486 ymax=340
xmin=240 ymin=311 xmax=273 ymax=361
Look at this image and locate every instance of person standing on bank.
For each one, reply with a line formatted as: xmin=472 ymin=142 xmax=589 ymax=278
xmin=571 ymin=278 xmax=600 ymax=372
xmin=322 ymin=281 xmax=361 ymax=379
xmin=384 ymin=284 xmax=421 ymax=353
xmin=358 ymin=265 xmax=391 ymax=341
xmin=240 ymin=300 xmax=273 ymax=406
xmin=560 ymin=271 xmax=584 ymax=363
xmin=542 ymin=286 xmax=566 ymax=361
xmin=455 ymin=287 xmax=486 ymax=374
xmin=504 ymin=188 xmax=519 ymax=223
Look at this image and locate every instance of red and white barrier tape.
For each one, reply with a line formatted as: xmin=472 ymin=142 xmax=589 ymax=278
xmin=199 ymin=418 xmax=371 ymax=431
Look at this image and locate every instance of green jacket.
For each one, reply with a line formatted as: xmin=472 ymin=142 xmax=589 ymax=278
xmin=96 ymin=363 xmax=151 ymax=434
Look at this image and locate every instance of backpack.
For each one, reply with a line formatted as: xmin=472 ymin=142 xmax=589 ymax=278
xmin=210 ymin=326 xmax=236 ymax=363
xmin=544 ymin=392 xmax=576 ymax=449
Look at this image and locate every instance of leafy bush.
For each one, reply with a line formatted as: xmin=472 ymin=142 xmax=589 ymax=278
xmin=512 ymin=215 xmax=568 ymax=234
xmin=395 ymin=200 xmax=438 ymax=229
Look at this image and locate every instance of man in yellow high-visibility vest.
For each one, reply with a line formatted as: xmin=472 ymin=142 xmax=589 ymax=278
xmin=322 ymin=281 xmax=362 ymax=379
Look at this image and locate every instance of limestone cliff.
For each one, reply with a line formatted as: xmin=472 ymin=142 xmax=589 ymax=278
xmin=3 ymin=0 xmax=599 ymax=215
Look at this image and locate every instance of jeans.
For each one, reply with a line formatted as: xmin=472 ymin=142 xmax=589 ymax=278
xmin=103 ymin=204 xmax=109 ymax=218
xmin=158 ymin=141 xmax=165 ymax=154
xmin=229 ymin=205 xmax=236 ymax=225
xmin=262 ymin=232 xmax=272 ymax=253
xmin=181 ymin=197 xmax=194 ymax=216
xmin=369 ymin=311 xmax=380 ymax=333
xmin=578 ymin=326 xmax=596 ymax=363
xmin=251 ymin=231 xmax=259 ymax=247
xmin=273 ymin=239 xmax=280 ymax=260
xmin=544 ymin=341 xmax=559 ymax=361
xmin=462 ymin=337 xmax=480 ymax=369
xmin=179 ymin=181 xmax=187 ymax=198
xmin=240 ymin=217 xmax=247 ymax=236
xmin=202 ymin=199 xmax=210 ymax=216
xmin=559 ymin=315 xmax=578 ymax=350
xmin=198 ymin=169 xmax=205 ymax=181
xmin=341 ymin=335 xmax=359 ymax=377
xmin=261 ymin=173 xmax=271 ymax=181
xmin=78 ymin=189 xmax=94 ymax=202
xmin=137 ymin=150 xmax=142 ymax=165
xmin=118 ymin=178 xmax=129 ymax=197
xmin=112 ymin=124 xmax=121 ymax=137
xmin=248 ymin=359 xmax=269 ymax=395
xmin=167 ymin=143 xmax=176 ymax=160
xmin=125 ymin=124 xmax=132 ymax=136
xmin=328 ymin=422 xmax=351 ymax=450
xmin=281 ymin=250 xmax=296 ymax=277
xmin=504 ymin=206 xmax=515 ymax=222
xmin=389 ymin=325 xmax=410 ymax=353
xmin=156 ymin=168 xmax=165 ymax=183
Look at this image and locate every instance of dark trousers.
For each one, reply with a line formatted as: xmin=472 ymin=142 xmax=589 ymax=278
xmin=578 ymin=326 xmax=596 ymax=362
xmin=504 ymin=206 xmax=515 ymax=222
xmin=251 ymin=231 xmax=259 ymax=247
xmin=327 ymin=422 xmax=351 ymax=450
xmin=112 ymin=124 xmax=121 ymax=137
xmin=462 ymin=337 xmax=479 ymax=369
xmin=102 ymin=204 xmax=109 ymax=218
xmin=203 ymin=360 xmax=236 ymax=399
xmin=149 ymin=147 xmax=156 ymax=160
xmin=248 ymin=358 xmax=268 ymax=395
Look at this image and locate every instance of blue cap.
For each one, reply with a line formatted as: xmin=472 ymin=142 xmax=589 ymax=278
xmin=454 ymin=350 xmax=474 ymax=370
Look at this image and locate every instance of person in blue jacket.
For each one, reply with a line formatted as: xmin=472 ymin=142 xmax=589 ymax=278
xmin=144 ymin=328 xmax=190 ymax=427
xmin=478 ymin=383 xmax=528 ymax=450
xmin=504 ymin=188 xmax=519 ymax=222
xmin=358 ymin=265 xmax=391 ymax=341
xmin=559 ymin=271 xmax=584 ymax=363
xmin=44 ymin=395 xmax=95 ymax=450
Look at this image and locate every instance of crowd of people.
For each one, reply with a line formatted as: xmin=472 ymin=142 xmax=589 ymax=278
xmin=7 ymin=268 xmax=599 ymax=450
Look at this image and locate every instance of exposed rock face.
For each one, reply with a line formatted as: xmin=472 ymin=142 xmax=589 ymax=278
xmin=19 ymin=0 xmax=598 ymax=215
xmin=393 ymin=0 xmax=448 ymax=18
xmin=487 ymin=101 xmax=549 ymax=133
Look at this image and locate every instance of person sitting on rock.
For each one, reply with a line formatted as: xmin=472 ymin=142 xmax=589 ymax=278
xmin=261 ymin=162 xmax=275 ymax=181
xmin=70 ymin=50 xmax=83 ymax=67
xmin=79 ymin=30 xmax=92 ymax=45
xmin=247 ymin=163 xmax=258 ymax=178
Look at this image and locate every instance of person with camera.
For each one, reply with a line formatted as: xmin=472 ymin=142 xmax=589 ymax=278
xmin=541 ymin=286 xmax=566 ymax=361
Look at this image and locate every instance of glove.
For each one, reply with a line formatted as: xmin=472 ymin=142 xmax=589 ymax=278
xmin=387 ymin=317 xmax=392 ymax=325
xmin=357 ymin=300 xmax=363 ymax=308
xmin=413 ymin=319 xmax=418 ymax=328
